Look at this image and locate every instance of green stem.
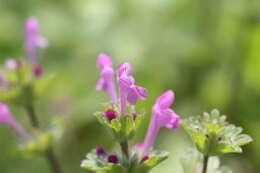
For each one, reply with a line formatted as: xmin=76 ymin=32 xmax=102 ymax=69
xmin=45 ymin=147 xmax=63 ymax=173
xmin=25 ymin=103 xmax=40 ymax=129
xmin=202 ymin=155 xmax=209 ymax=173
xmin=120 ymin=140 xmax=129 ymax=159
xmin=25 ymin=103 xmax=63 ymax=173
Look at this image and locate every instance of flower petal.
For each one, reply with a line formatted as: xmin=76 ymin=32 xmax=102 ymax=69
xmin=133 ymin=85 xmax=148 ymax=100
xmin=97 ymin=53 xmax=113 ymax=69
xmin=96 ymin=78 xmax=106 ymax=91
xmin=127 ymin=88 xmax=138 ymax=104
xmin=117 ymin=62 xmax=132 ymax=77
xmin=156 ymin=90 xmax=175 ymax=109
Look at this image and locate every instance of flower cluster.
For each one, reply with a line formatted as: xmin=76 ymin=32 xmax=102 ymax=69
xmin=81 ymin=54 xmax=181 ymax=173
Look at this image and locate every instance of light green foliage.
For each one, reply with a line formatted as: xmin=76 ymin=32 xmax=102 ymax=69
xmin=182 ymin=109 xmax=253 ymax=156
xmin=131 ymin=151 xmax=168 ymax=173
xmin=0 ymin=62 xmax=55 ymax=106
xmin=19 ymin=117 xmax=65 ymax=158
xmin=81 ymin=149 xmax=168 ymax=173
xmin=181 ymin=148 xmax=233 ymax=173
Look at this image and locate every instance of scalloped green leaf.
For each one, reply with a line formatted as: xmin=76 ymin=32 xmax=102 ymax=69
xmin=182 ymin=109 xmax=253 ymax=156
xmin=132 ymin=151 xmax=168 ymax=173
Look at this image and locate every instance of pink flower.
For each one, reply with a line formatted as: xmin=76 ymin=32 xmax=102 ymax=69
xmin=117 ymin=62 xmax=147 ymax=116
xmin=25 ymin=17 xmax=48 ymax=64
xmin=0 ymin=102 xmax=30 ymax=141
xmin=96 ymin=54 xmax=117 ymax=104
xmin=141 ymin=90 xmax=180 ymax=155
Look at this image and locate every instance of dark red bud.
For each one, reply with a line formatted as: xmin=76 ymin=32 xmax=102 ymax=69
xmin=217 ymin=136 xmax=222 ymax=142
xmin=104 ymin=109 xmax=116 ymax=121
xmin=96 ymin=146 xmax=106 ymax=156
xmin=33 ymin=64 xmax=43 ymax=77
xmin=132 ymin=114 xmax=138 ymax=120
xmin=107 ymin=155 xmax=118 ymax=163
xmin=205 ymin=134 xmax=209 ymax=139
xmin=142 ymin=156 xmax=149 ymax=161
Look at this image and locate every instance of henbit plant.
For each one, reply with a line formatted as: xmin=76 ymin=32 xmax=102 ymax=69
xmin=0 ymin=17 xmax=63 ymax=173
xmin=81 ymin=53 xmax=181 ymax=173
xmin=0 ymin=18 xmax=253 ymax=173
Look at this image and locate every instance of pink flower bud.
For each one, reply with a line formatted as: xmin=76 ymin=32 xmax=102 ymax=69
xmin=104 ymin=109 xmax=117 ymax=121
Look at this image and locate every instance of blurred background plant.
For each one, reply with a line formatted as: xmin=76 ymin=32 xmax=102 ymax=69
xmin=0 ymin=0 xmax=259 ymax=173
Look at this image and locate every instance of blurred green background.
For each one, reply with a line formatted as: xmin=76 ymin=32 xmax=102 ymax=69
xmin=0 ymin=0 xmax=259 ymax=172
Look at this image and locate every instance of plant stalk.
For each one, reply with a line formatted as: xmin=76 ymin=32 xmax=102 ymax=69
xmin=120 ymin=140 xmax=129 ymax=159
xmin=45 ymin=147 xmax=63 ymax=173
xmin=26 ymin=103 xmax=40 ymax=129
xmin=25 ymin=103 xmax=63 ymax=173
xmin=202 ymin=155 xmax=209 ymax=173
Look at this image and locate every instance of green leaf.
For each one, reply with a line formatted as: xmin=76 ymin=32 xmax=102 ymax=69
xmin=131 ymin=151 xmax=168 ymax=173
xmin=0 ymin=87 xmax=22 ymax=104
xmin=33 ymin=74 xmax=55 ymax=98
xmin=19 ymin=117 xmax=65 ymax=158
xmin=94 ymin=106 xmax=145 ymax=142
xmin=182 ymin=109 xmax=253 ymax=156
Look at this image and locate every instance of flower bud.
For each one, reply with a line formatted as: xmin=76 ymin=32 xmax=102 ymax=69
xmin=104 ymin=109 xmax=117 ymax=121
xmin=107 ymin=155 xmax=118 ymax=163
xmin=96 ymin=146 xmax=106 ymax=156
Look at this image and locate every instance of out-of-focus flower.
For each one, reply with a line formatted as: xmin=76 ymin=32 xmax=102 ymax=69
xmin=117 ymin=62 xmax=147 ymax=116
xmin=96 ymin=54 xmax=117 ymax=104
xmin=141 ymin=90 xmax=180 ymax=155
xmin=5 ymin=59 xmax=22 ymax=70
xmin=0 ymin=102 xmax=30 ymax=141
xmin=25 ymin=17 xmax=48 ymax=64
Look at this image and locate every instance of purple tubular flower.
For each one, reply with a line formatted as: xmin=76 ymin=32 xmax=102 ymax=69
xmin=0 ymin=102 xmax=30 ymax=141
xmin=117 ymin=62 xmax=147 ymax=116
xmin=25 ymin=17 xmax=48 ymax=64
xmin=96 ymin=54 xmax=117 ymax=104
xmin=141 ymin=90 xmax=180 ymax=155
